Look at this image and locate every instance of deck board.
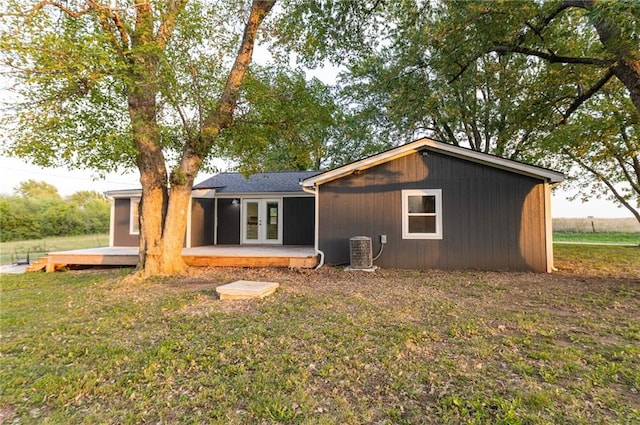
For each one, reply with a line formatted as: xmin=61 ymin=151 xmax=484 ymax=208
xmin=42 ymin=245 xmax=317 ymax=271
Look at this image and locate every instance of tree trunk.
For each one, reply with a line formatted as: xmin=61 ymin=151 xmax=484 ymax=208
xmin=159 ymin=184 xmax=192 ymax=274
xmin=612 ymin=59 xmax=640 ymax=116
xmin=138 ymin=185 xmax=167 ymax=275
xmin=128 ymin=85 xmax=169 ymax=276
xmin=127 ymin=69 xmax=171 ymax=276
xmin=588 ymin=2 xmax=640 ymax=115
xmin=134 ymin=0 xmax=276 ymax=276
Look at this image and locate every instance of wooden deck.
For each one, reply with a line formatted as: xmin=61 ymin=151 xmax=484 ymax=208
xmin=32 ymin=246 xmax=318 ymax=272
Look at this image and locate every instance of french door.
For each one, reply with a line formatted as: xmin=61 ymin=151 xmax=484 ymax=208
xmin=241 ymin=199 xmax=282 ymax=244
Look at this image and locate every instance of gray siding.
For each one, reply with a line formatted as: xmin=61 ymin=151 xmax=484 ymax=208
xmin=190 ymin=198 xmax=215 ymax=247
xmin=216 ymin=199 xmax=241 ymax=244
xmin=283 ymin=197 xmax=315 ymax=245
xmin=318 ymin=151 xmax=548 ymax=272
xmin=215 ymin=197 xmax=314 ymax=245
xmin=113 ymin=198 xmax=139 ymax=247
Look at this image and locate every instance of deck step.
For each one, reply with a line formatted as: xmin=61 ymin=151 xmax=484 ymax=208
xmin=26 ymin=257 xmax=48 ymax=272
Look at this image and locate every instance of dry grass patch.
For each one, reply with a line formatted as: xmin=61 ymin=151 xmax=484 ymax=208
xmin=0 ymin=233 xmax=109 ymax=265
xmin=553 ymin=217 xmax=639 ymax=233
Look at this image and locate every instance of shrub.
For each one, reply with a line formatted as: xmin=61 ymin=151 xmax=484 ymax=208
xmin=0 ymin=181 xmax=110 ymax=241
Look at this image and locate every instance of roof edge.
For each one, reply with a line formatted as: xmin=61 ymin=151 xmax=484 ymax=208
xmin=302 ymin=138 xmax=564 ymax=187
xmin=104 ymin=188 xmax=142 ymax=198
xmin=193 ymin=170 xmax=321 ymax=190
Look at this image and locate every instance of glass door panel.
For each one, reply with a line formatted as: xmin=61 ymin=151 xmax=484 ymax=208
xmin=265 ymin=201 xmax=279 ymax=241
xmin=242 ymin=199 xmax=281 ymax=244
xmin=245 ymin=201 xmax=259 ymax=241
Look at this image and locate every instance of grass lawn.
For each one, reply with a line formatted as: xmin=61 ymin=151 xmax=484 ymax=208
xmin=0 ymin=234 xmax=109 ymax=265
xmin=554 ymin=232 xmax=640 ymax=245
xmin=1 ymin=245 xmax=639 ymax=424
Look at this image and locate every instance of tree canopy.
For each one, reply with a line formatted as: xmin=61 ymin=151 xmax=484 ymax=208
xmin=1 ymin=0 xmax=276 ymax=275
xmin=212 ymin=65 xmax=390 ymax=173
xmin=275 ymin=0 xmax=640 ymax=220
xmin=0 ymin=180 xmax=109 ymax=241
xmin=214 ymin=66 xmax=338 ymax=173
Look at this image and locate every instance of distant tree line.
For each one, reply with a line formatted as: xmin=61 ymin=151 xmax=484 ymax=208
xmin=0 ymin=180 xmax=110 ymax=242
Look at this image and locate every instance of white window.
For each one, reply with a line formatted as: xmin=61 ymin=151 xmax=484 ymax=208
xmin=402 ymin=189 xmax=442 ymax=239
xmin=130 ymin=198 xmax=140 ymax=235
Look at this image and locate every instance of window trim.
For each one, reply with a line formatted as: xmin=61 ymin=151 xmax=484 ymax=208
xmin=402 ymin=189 xmax=443 ymax=239
xmin=129 ymin=198 xmax=140 ymax=235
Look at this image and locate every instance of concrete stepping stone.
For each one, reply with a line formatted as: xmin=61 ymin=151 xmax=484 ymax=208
xmin=216 ymin=280 xmax=279 ymax=300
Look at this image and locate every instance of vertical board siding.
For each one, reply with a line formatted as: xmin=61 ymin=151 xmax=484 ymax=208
xmin=113 ymin=198 xmax=139 ymax=247
xmin=318 ymin=151 xmax=548 ymax=272
xmin=519 ymin=184 xmax=545 ymax=271
xmin=216 ymin=199 xmax=241 ymax=244
xmin=283 ymin=197 xmax=315 ymax=245
xmin=190 ymin=198 xmax=215 ymax=247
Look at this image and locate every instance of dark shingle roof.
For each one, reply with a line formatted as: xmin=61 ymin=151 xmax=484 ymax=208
xmin=193 ymin=171 xmax=320 ymax=193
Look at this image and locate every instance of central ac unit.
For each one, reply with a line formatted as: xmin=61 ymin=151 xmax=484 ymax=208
xmin=349 ymin=236 xmax=373 ymax=269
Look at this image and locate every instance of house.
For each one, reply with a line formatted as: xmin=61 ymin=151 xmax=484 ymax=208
xmin=190 ymin=170 xmax=319 ymax=247
xmin=105 ymin=138 xmax=564 ymax=272
xmin=303 ymin=138 xmax=564 ymax=272
xmin=106 ymin=170 xmax=319 ymax=248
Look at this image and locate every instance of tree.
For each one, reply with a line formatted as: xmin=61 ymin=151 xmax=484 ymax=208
xmin=214 ymin=66 xmax=338 ymax=172
xmin=277 ymin=1 xmax=559 ymax=157
xmin=431 ymin=0 xmax=640 ymax=118
xmin=426 ymin=0 xmax=640 ymax=220
xmin=280 ymin=0 xmax=638 ymax=148
xmin=1 ymin=0 xmax=275 ymax=275
xmin=14 ymin=180 xmax=62 ymax=200
xmin=68 ymin=191 xmax=111 ymax=234
xmin=67 ymin=190 xmax=107 ymax=208
xmin=545 ymin=82 xmax=640 ymax=221
xmin=276 ymin=0 xmax=640 ymax=221
xmin=212 ymin=66 xmax=387 ymax=172
xmin=0 ymin=182 xmax=110 ymax=241
xmin=0 ymin=195 xmax=41 ymax=241
xmin=339 ymin=29 xmax=559 ymax=159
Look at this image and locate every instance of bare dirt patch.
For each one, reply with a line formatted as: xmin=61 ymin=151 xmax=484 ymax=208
xmin=165 ymin=260 xmax=640 ymax=325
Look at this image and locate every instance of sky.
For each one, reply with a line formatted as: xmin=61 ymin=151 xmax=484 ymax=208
xmin=0 ymin=154 xmax=634 ymax=218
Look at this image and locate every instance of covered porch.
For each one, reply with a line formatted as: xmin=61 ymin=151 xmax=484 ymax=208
xmin=29 ymin=245 xmax=318 ymax=272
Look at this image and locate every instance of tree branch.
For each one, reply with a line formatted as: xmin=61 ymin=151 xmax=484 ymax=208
xmin=202 ymin=0 xmax=276 ymax=133
xmin=83 ymin=1 xmax=130 ymax=52
xmin=619 ymin=124 xmax=640 ymax=184
xmin=162 ymin=88 xmax=193 ymax=142
xmin=490 ymin=44 xmax=615 ymax=66
xmin=169 ymin=0 xmax=276 ymax=179
xmin=365 ymin=0 xmax=386 ymax=16
xmin=609 ymin=125 xmax=640 ymax=193
xmin=447 ymin=61 xmax=470 ymax=84
xmin=156 ymin=0 xmax=188 ymax=50
xmin=441 ymin=122 xmax=458 ymax=145
xmin=510 ymin=128 xmax=534 ymax=160
xmin=27 ymin=1 xmax=90 ymax=18
xmin=561 ymin=68 xmax=615 ymax=122
xmin=608 ymin=144 xmax=640 ymax=194
xmin=518 ymin=0 xmax=589 ymax=45
xmin=564 ymin=148 xmax=640 ymax=222
xmin=449 ymin=0 xmax=595 ymax=84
